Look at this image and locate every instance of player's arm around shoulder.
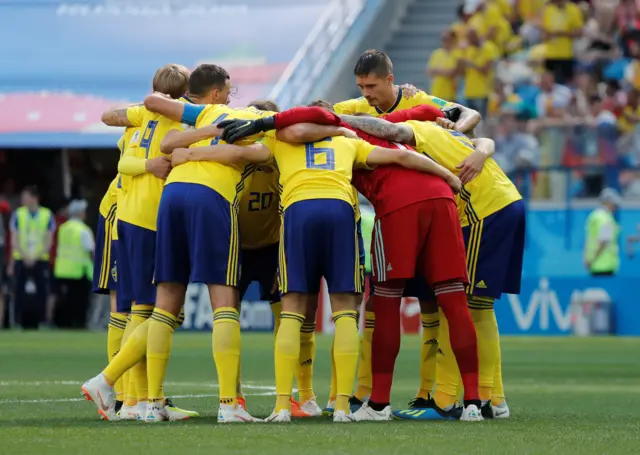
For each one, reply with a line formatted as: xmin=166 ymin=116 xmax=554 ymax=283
xmin=339 ymin=115 xmax=416 ymax=144
xmin=171 ymin=143 xmax=271 ymax=168
xmin=102 ymin=104 xmax=144 ymax=127
xmin=276 ymin=124 xmax=356 ymax=143
xmin=365 ymin=145 xmax=461 ymax=193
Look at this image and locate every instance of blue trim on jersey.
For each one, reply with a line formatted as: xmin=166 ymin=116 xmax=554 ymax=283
xmin=181 ymin=103 xmax=206 ymax=126
xmin=182 ymin=95 xmax=196 ymax=104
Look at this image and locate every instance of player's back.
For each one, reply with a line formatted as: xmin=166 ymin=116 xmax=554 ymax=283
xmin=120 ymin=101 xmax=190 ymax=231
xmin=404 ymin=120 xmax=522 ymax=226
xmin=334 ymin=89 xmax=451 ymax=117
xmin=259 ymin=132 xmax=374 ymax=210
xmin=238 ymin=165 xmax=280 ymax=249
xmin=167 ymin=105 xmax=274 ymax=205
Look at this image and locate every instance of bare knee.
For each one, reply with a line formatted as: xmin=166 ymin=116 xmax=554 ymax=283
xmin=109 ymin=291 xmax=118 ymax=313
xmin=208 ymin=284 xmax=239 ymax=311
xmin=156 ymin=282 xmax=187 ymax=316
xmin=329 ymin=292 xmax=358 ymax=313
xmin=282 ymin=293 xmax=308 ymax=314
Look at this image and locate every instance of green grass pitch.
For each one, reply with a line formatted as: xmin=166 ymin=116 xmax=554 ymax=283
xmin=0 ymin=332 xmax=639 ymax=455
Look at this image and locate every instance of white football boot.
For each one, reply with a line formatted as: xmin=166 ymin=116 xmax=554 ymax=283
xmin=492 ymin=400 xmax=511 ymax=419
xmin=117 ymin=404 xmax=139 ymax=420
xmin=145 ymin=402 xmax=169 ymax=423
xmin=81 ymin=374 xmax=118 ymax=421
xmin=460 ymin=404 xmax=484 ymax=422
xmin=136 ymin=401 xmax=148 ymax=421
xmin=217 ymin=404 xmax=262 ymax=423
xmin=299 ymin=398 xmax=323 ymax=417
xmin=352 ymin=402 xmax=392 ymax=421
xmin=333 ymin=410 xmax=356 ymax=423
xmin=265 ymin=409 xmax=292 ymax=423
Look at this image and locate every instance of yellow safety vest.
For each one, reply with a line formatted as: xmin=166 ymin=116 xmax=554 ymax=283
xmin=13 ymin=206 xmax=52 ymax=261
xmin=54 ymin=219 xmax=93 ymax=280
xmin=585 ymin=208 xmax=620 ymax=274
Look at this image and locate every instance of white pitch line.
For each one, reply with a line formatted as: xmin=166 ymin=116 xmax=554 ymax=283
xmin=0 ymin=380 xmax=275 ymax=391
xmin=0 ymin=390 xmax=277 ymax=405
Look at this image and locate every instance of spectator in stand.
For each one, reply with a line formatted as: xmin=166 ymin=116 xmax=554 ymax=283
xmin=458 ymin=27 xmax=500 ymax=119
xmin=615 ymin=0 xmax=640 ymax=58
xmin=426 ymin=30 xmax=460 ymax=102
xmin=494 ymin=106 xmax=540 ymax=174
xmin=617 ymin=89 xmax=640 ymax=161
xmin=540 ymin=0 xmax=585 ymax=84
xmin=8 ymin=186 xmax=55 ymax=329
xmin=535 ymin=70 xmax=574 ymax=122
xmin=452 ymin=4 xmax=473 ymax=47
xmin=468 ymin=0 xmax=515 ymax=54
xmin=515 ymin=0 xmax=546 ymax=28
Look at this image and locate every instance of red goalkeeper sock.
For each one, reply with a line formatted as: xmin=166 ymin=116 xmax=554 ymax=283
xmin=434 ymin=281 xmax=480 ymax=405
xmin=369 ymin=280 xmax=405 ymax=405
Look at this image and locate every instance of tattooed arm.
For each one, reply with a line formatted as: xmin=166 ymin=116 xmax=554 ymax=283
xmin=101 ymin=108 xmax=134 ymax=127
xmin=338 ymin=115 xmax=416 ymax=145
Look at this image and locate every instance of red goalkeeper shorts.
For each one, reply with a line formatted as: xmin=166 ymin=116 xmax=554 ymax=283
xmin=371 ymin=199 xmax=468 ymax=286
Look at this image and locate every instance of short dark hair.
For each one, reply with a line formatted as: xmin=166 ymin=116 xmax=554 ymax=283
xmin=188 ymin=64 xmax=230 ymax=97
xmin=248 ymin=99 xmax=280 ymax=112
xmin=353 ymin=50 xmax=393 ymax=77
xmin=22 ymin=185 xmax=39 ymax=198
xmin=308 ymin=99 xmax=335 ymax=113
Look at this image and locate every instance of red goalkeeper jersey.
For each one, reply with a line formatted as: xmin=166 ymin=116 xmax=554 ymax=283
xmin=272 ymin=104 xmax=454 ymax=218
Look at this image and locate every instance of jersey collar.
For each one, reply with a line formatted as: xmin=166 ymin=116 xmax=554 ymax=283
xmin=181 ymin=95 xmax=196 ymax=104
xmin=375 ymin=87 xmax=403 ymax=115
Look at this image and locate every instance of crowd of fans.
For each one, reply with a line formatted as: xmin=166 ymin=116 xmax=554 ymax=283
xmin=427 ymin=0 xmax=640 ymax=199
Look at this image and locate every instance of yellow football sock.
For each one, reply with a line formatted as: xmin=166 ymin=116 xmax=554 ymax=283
xmin=121 ymin=315 xmax=135 ymax=407
xmin=107 ymin=312 xmax=127 ymax=401
xmin=213 ymin=307 xmax=241 ymax=406
xmin=271 ymin=301 xmax=282 ymax=338
xmin=103 ymin=318 xmax=150 ymax=387
xmin=329 ymin=339 xmax=337 ymax=402
xmin=492 ymin=324 xmax=506 ymax=405
xmin=274 ymin=311 xmax=304 ymax=412
xmin=147 ymin=308 xmax=177 ymax=402
xmin=416 ymin=312 xmax=439 ymax=399
xmin=130 ymin=304 xmax=154 ymax=403
xmin=354 ymin=311 xmax=374 ymax=401
xmin=332 ymin=310 xmax=359 ymax=414
xmin=174 ymin=307 xmax=185 ymax=329
xmin=434 ymin=308 xmax=461 ymax=409
xmin=297 ymin=321 xmax=316 ymax=403
xmin=469 ymin=296 xmax=498 ymax=402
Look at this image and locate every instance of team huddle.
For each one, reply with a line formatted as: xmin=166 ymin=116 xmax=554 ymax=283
xmin=81 ymin=49 xmax=525 ymax=424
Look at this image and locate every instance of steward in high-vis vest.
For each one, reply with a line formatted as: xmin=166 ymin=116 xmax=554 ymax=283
xmin=54 ymin=200 xmax=95 ymax=328
xmin=584 ymin=188 xmax=621 ymax=276
xmin=9 ymin=186 xmax=55 ymax=328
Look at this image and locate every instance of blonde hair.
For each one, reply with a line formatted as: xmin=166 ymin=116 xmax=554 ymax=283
xmin=152 ymin=64 xmax=190 ymax=99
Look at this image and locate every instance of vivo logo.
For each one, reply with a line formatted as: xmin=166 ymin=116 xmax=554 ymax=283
xmin=507 ymin=278 xmax=573 ymax=332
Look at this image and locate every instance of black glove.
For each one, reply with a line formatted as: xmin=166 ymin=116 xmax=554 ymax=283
xmin=217 ymin=116 xmax=276 ymax=144
xmin=442 ymin=105 xmax=462 ymax=123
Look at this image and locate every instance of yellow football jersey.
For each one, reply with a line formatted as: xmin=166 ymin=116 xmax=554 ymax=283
xmin=239 ymin=165 xmax=281 ymax=249
xmin=118 ymin=98 xmax=191 ymax=231
xmin=333 ymin=88 xmax=454 ymax=117
xmin=102 ymin=127 xmax=138 ymax=240
xmin=541 ymin=2 xmax=584 ymax=60
xmin=427 ymin=48 xmax=460 ymax=101
xmin=167 ymin=105 xmax=275 ymax=205
xmin=404 ymin=120 xmax=522 ymax=227
xmin=259 ymin=131 xmax=375 ymax=210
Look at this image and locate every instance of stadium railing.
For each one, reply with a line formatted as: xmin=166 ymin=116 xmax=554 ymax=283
xmin=269 ymin=0 xmax=366 ymax=109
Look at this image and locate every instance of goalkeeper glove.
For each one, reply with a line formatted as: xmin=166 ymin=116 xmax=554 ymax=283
xmin=442 ymin=105 xmax=462 ymax=122
xmin=218 ymin=116 xmax=276 ymax=144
